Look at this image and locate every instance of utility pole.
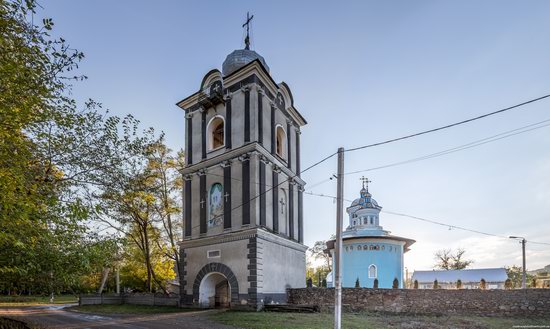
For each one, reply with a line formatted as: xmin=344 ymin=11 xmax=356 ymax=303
xmin=334 ymin=147 xmax=344 ymax=329
xmin=509 ymin=236 xmax=527 ymax=289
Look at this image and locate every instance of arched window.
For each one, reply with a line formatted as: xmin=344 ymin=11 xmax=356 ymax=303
xmin=208 ymin=183 xmax=223 ymax=227
xmin=368 ymin=264 xmax=377 ymax=279
xmin=275 ymin=125 xmax=287 ymax=159
xmin=207 ymin=116 xmax=225 ymax=151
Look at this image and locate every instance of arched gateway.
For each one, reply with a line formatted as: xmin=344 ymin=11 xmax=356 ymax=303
xmin=193 ymin=263 xmax=239 ymax=308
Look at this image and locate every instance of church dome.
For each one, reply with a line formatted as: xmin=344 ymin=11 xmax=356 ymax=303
xmin=222 ymin=49 xmax=269 ymax=76
xmin=350 ymin=188 xmax=380 ymax=210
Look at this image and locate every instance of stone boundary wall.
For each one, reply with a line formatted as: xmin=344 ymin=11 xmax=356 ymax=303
xmin=288 ymin=288 xmax=550 ymax=317
xmin=79 ymin=294 xmax=179 ymax=307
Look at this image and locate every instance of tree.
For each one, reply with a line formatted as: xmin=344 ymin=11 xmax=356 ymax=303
xmin=413 ymin=280 xmax=419 ymax=289
xmin=309 ymin=240 xmax=332 ymax=271
xmin=504 ymin=278 xmax=513 ymax=290
xmin=505 ymin=265 xmax=535 ymax=289
xmin=355 ymin=278 xmax=360 ymax=288
xmin=392 ymin=278 xmax=399 ymax=289
xmin=0 ymin=0 xmax=122 ymax=295
xmin=433 ymin=279 xmax=439 ymax=289
xmin=456 ymin=279 xmax=463 ymax=289
xmin=434 ymin=248 xmax=473 ymax=270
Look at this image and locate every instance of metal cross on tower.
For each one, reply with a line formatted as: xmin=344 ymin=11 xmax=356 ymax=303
xmin=242 ymin=12 xmax=254 ymax=50
xmin=360 ymin=176 xmax=371 ymax=191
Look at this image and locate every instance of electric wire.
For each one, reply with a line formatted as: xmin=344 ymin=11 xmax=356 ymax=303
xmin=345 ymin=94 xmax=550 ymax=153
xmin=303 ymin=190 xmax=550 ymax=246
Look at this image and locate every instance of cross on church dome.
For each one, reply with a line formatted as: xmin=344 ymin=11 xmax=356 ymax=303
xmin=222 ymin=12 xmax=270 ymax=76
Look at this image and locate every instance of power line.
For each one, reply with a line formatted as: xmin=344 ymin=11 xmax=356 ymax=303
xmin=303 ymin=190 xmax=550 ymax=246
xmin=344 ymin=118 xmax=550 ymax=176
xmin=345 ymin=94 xmax=550 ymax=153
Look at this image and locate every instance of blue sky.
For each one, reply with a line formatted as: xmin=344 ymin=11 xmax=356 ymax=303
xmin=42 ymin=0 xmax=550 ymax=271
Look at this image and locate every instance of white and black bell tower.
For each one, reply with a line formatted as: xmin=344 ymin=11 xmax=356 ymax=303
xmin=176 ymin=18 xmax=307 ymax=309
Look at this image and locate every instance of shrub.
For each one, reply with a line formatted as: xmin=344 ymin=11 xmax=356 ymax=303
xmin=413 ymin=280 xmax=418 ymax=289
xmin=505 ymin=278 xmax=513 ymax=290
xmin=480 ymin=278 xmax=487 ymax=290
xmin=355 ymin=277 xmax=360 ymax=288
xmin=392 ymin=278 xmax=399 ymax=289
xmin=433 ymin=279 xmax=439 ymax=289
xmin=373 ymin=278 xmax=379 ymax=289
xmin=456 ymin=279 xmax=462 ymax=289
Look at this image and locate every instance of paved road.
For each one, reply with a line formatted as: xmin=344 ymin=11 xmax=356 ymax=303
xmin=0 ymin=304 xmax=239 ymax=329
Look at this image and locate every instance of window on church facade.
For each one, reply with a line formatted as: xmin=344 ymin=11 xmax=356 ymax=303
xmin=208 ymin=183 xmax=223 ymax=227
xmin=207 ymin=116 xmax=225 ymax=150
xmin=276 ymin=125 xmax=286 ymax=160
xmin=368 ymin=264 xmax=377 ymax=278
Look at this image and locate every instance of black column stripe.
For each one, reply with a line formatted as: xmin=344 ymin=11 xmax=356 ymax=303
xmin=244 ymin=89 xmax=250 ymax=142
xmin=259 ymin=162 xmax=266 ymax=227
xmin=287 ymin=122 xmax=292 ymax=169
xmin=242 ymin=160 xmax=250 ymax=225
xmin=298 ymin=189 xmax=303 ymax=243
xmin=201 ymin=111 xmax=206 ymax=159
xmin=296 ymin=130 xmax=300 ymax=176
xmin=184 ymin=179 xmax=192 ymax=237
xmin=289 ymin=184 xmax=294 ymax=240
xmin=200 ymin=175 xmax=206 ymax=234
xmin=272 ymin=171 xmax=279 ymax=233
xmin=223 ymin=165 xmax=231 ymax=229
xmin=226 ymin=97 xmax=232 ymax=149
xmin=271 ymin=106 xmax=276 ymax=155
xmin=258 ymin=91 xmax=263 ymax=145
xmin=186 ymin=116 xmax=193 ymax=165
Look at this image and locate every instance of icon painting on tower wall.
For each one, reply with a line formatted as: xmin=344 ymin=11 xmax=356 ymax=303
xmin=209 ymin=183 xmax=223 ymax=227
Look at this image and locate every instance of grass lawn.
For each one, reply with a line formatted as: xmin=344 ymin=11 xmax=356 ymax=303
xmin=209 ymin=311 xmax=550 ymax=329
xmin=70 ymin=304 xmax=200 ymax=315
xmin=0 ymin=295 xmax=78 ymax=306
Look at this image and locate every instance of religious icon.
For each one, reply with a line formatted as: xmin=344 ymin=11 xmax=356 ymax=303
xmin=209 ymin=183 xmax=224 ymax=227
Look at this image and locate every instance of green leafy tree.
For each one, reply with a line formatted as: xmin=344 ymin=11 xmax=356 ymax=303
xmin=505 ymin=265 xmax=535 ymax=289
xmin=0 ymin=0 xmax=122 ymax=296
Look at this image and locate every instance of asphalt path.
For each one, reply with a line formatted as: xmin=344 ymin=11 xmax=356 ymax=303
xmin=0 ymin=304 xmax=239 ymax=329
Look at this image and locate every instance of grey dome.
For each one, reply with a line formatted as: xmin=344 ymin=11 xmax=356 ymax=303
xmin=222 ymin=49 xmax=269 ymax=76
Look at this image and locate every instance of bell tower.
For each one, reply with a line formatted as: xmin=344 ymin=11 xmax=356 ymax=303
xmin=176 ymin=18 xmax=307 ymax=309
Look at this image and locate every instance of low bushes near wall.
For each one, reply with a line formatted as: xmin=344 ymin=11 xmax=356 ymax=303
xmin=287 ymin=288 xmax=550 ymax=317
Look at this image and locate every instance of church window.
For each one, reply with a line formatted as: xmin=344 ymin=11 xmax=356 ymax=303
xmin=208 ymin=183 xmax=224 ymax=227
xmin=357 ymin=245 xmax=362 ymax=250
xmin=275 ymin=125 xmax=287 ymax=160
xmin=350 ymin=245 xmax=354 ymax=251
xmin=207 ymin=250 xmax=221 ymax=258
xmin=370 ymin=217 xmax=373 ymax=225
xmin=363 ymin=217 xmax=367 ymax=224
xmin=381 ymin=245 xmax=385 ymax=251
xmin=207 ymin=116 xmax=225 ymax=150
xmin=368 ymin=264 xmax=377 ymax=279
xmin=353 ymin=220 xmax=356 ymax=226
xmin=363 ymin=245 xmax=368 ymax=250
xmin=369 ymin=245 xmax=374 ymax=250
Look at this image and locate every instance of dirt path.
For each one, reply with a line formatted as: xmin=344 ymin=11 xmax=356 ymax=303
xmin=0 ymin=304 xmax=239 ymax=329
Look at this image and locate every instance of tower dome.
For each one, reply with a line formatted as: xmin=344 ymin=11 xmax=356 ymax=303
xmin=222 ymin=49 xmax=269 ymax=76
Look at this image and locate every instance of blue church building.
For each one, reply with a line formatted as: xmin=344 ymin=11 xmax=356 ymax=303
xmin=326 ymin=179 xmax=415 ymax=288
